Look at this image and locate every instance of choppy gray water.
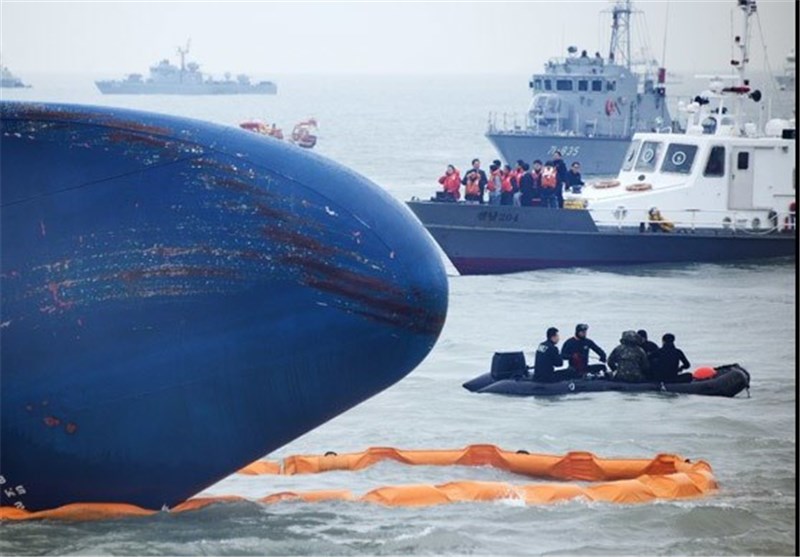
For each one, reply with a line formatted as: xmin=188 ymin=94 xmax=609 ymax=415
xmin=1 ymin=74 xmax=796 ymax=556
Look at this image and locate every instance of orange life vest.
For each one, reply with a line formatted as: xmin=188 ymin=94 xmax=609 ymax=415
xmin=541 ymin=166 xmax=557 ymax=188
xmin=465 ymin=174 xmax=480 ymax=196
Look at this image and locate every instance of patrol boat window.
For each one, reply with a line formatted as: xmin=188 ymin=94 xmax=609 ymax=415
xmin=634 ymin=141 xmax=663 ymax=172
xmin=703 ymin=146 xmax=726 ymax=177
xmin=544 ymin=79 xmax=553 ymax=91
xmin=592 ymin=80 xmax=603 ymax=91
xmin=737 ymin=152 xmax=750 ymax=170
xmin=578 ymin=80 xmax=588 ymax=91
xmin=533 ymin=79 xmax=543 ymax=91
xmin=606 ymin=80 xmax=617 ymax=91
xmin=556 ymin=79 xmax=573 ymax=91
xmin=660 ymin=144 xmax=698 ymax=174
xmin=622 ymin=139 xmax=641 ymax=171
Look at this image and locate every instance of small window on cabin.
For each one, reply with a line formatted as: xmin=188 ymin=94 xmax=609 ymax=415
xmin=544 ymin=80 xmax=552 ymax=91
xmin=622 ymin=139 xmax=641 ymax=171
xmin=660 ymin=144 xmax=698 ymax=174
xmin=737 ymin=152 xmax=749 ymax=170
xmin=578 ymin=80 xmax=588 ymax=91
xmin=592 ymin=80 xmax=603 ymax=91
xmin=556 ymin=79 xmax=573 ymax=91
xmin=703 ymin=146 xmax=725 ymax=177
xmin=533 ymin=79 xmax=543 ymax=91
xmin=634 ymin=141 xmax=663 ymax=172
xmin=606 ymin=80 xmax=616 ymax=91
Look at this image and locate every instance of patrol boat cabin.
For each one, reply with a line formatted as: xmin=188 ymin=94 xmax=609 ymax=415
xmin=571 ymin=20 xmax=796 ymax=236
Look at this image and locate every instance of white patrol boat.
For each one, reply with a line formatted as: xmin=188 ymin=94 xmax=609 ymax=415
xmin=406 ymin=0 xmax=795 ymax=275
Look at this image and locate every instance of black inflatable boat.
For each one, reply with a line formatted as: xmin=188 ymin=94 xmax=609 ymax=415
xmin=463 ymin=352 xmax=751 ymax=398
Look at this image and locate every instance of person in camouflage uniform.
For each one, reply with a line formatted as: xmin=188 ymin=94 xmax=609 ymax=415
xmin=607 ymin=330 xmax=650 ymax=382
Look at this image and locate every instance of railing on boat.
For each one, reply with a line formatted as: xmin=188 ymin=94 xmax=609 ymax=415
xmin=589 ymin=206 xmax=797 ymax=234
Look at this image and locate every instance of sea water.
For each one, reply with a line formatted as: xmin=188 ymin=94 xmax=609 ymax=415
xmin=0 ymin=74 xmax=795 ymax=556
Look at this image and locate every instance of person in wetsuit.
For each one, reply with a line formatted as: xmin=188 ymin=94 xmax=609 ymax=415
xmin=650 ymin=333 xmax=692 ymax=383
xmin=561 ymin=323 xmax=607 ymax=377
xmin=637 ymin=330 xmax=659 ymax=357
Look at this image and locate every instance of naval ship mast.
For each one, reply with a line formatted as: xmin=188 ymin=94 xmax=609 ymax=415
xmin=177 ymin=39 xmax=191 ymax=84
xmin=607 ymin=0 xmax=633 ymax=69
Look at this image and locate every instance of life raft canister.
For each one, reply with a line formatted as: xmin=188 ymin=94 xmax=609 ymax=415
xmin=692 ymin=366 xmax=717 ymax=381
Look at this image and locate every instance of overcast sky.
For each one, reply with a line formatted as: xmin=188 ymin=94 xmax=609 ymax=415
xmin=1 ymin=1 xmax=796 ymax=76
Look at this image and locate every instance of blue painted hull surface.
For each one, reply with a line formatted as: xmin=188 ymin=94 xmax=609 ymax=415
xmin=0 ymin=102 xmax=448 ymax=511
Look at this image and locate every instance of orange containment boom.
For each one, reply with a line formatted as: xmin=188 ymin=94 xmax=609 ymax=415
xmin=1 ymin=445 xmax=717 ymax=520
xmin=241 ymin=443 xmax=710 ymax=482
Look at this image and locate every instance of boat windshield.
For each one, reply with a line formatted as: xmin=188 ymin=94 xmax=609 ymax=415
xmin=622 ymin=140 xmax=641 ymax=171
xmin=660 ymin=144 xmax=698 ymax=174
xmin=634 ymin=141 xmax=663 ymax=172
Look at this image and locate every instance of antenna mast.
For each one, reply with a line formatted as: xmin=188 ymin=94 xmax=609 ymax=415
xmin=732 ymin=0 xmax=756 ymax=84
xmin=608 ymin=0 xmax=634 ymax=69
xmin=177 ymin=39 xmax=191 ymax=72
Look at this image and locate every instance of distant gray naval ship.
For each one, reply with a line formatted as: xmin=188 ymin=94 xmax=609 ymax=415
xmin=95 ymin=41 xmax=277 ymax=95
xmin=775 ymin=49 xmax=795 ymax=92
xmin=486 ymin=0 xmax=671 ymax=175
xmin=1 ymin=66 xmax=30 ymax=88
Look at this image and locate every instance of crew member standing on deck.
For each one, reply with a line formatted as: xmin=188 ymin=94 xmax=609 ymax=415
xmin=566 ymin=162 xmax=585 ymax=194
xmin=500 ymin=164 xmax=515 ymax=206
xmin=530 ymin=160 xmax=544 ymax=207
xmin=513 ymin=160 xmax=526 ymax=206
xmin=487 ymin=162 xmax=503 ymax=205
xmin=518 ymin=162 xmax=535 ymax=207
xmin=438 ymin=164 xmax=461 ymax=201
xmin=546 ymin=150 xmax=569 ymax=208
xmin=462 ymin=158 xmax=488 ymax=204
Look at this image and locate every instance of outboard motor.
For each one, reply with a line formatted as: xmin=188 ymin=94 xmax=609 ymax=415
xmin=490 ymin=352 xmax=528 ymax=380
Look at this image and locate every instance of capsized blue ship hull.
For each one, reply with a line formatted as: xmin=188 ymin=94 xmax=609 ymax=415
xmin=485 ymin=132 xmax=630 ymax=176
xmin=0 ymin=102 xmax=448 ymax=511
xmin=406 ymin=201 xmax=796 ymax=274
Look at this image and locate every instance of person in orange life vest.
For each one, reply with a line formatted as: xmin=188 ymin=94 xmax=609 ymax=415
xmin=539 ymin=162 xmax=559 ymax=208
xmin=566 ymin=161 xmax=585 ymax=193
xmin=512 ymin=160 xmax=526 ymax=206
xmin=500 ymin=164 xmax=516 ymax=206
xmin=438 ymin=164 xmax=461 ymax=201
xmin=461 ymin=158 xmax=488 ymax=204
xmin=487 ymin=162 xmax=503 ymax=205
xmin=517 ymin=162 xmax=535 ymax=207
xmin=464 ymin=171 xmax=482 ymax=203
xmin=531 ymin=159 xmax=546 ymax=207
xmin=545 ymin=150 xmax=568 ymax=208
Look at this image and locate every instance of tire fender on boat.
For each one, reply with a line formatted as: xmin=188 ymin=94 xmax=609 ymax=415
xmin=626 ymin=182 xmax=653 ymax=192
